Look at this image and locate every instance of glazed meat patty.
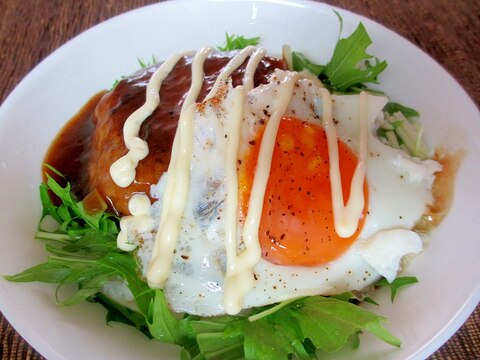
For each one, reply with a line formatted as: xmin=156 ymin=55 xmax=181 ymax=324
xmin=86 ymin=52 xmax=285 ymax=215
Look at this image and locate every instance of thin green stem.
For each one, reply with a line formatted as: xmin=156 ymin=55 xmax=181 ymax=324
xmin=248 ymin=297 xmax=302 ymax=322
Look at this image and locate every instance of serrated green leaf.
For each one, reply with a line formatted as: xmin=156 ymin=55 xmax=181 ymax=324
xmin=39 ymin=183 xmax=60 ymax=222
xmin=325 ymin=23 xmax=387 ymax=91
xmin=384 ymin=102 xmax=420 ymax=118
xmin=292 ymin=52 xmax=325 ymax=76
xmin=376 ymin=276 xmax=419 ymax=302
xmin=190 ymin=320 xmax=229 ymax=334
xmin=243 ymin=318 xmax=294 ymax=360
xmin=147 ymin=289 xmax=189 ymax=345
xmin=292 ymin=20 xmax=387 ymax=93
xmin=93 ymin=292 xmax=151 ymax=338
xmin=61 ymin=264 xmax=107 ymax=284
xmin=267 ymin=312 xmax=313 ymax=360
xmin=363 ymin=297 xmax=379 ymax=306
xmin=292 ymin=297 xmax=400 ymax=352
xmin=349 ymin=331 xmax=361 ymax=349
xmin=217 ymin=33 xmax=261 ymax=51
xmin=137 ymin=55 xmax=158 ymax=69
xmin=330 ymin=291 xmax=355 ymax=302
xmin=43 ymin=163 xmax=65 ymax=178
xmin=3 ymin=262 xmax=72 ymax=283
xmin=333 ymin=10 xmax=344 ymax=40
xmin=43 ymin=173 xmax=119 ymax=235
xmin=99 ymin=253 xmax=153 ymax=315
xmin=58 ymin=270 xmax=116 ymax=306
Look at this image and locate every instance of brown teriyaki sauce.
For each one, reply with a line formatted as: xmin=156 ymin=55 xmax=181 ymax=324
xmin=42 ymin=52 xmax=286 ymax=215
xmin=43 ymin=91 xmax=105 ymax=204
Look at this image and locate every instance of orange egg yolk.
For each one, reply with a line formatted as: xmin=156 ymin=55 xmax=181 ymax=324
xmin=239 ymin=116 xmax=368 ymax=266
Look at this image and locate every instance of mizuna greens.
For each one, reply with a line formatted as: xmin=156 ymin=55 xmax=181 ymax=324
xmin=6 ymin=20 xmax=421 ymax=360
xmin=6 ymin=174 xmax=408 ymax=359
xmin=217 ymin=33 xmax=261 ymax=51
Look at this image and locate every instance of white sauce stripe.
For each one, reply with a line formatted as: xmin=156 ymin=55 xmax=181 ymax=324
xmin=319 ymin=89 xmax=367 ymax=238
xmin=224 ymin=85 xmax=245 ymax=296
xmin=155 ymin=47 xmax=213 ymax=230
xmin=204 ymin=46 xmax=257 ymax=101
xmin=182 ymin=47 xmax=213 ymax=108
xmin=110 ymin=50 xmax=194 ymax=188
xmin=147 ymin=49 xmax=212 ymax=288
xmin=223 ymin=72 xmax=299 ymax=314
xmin=147 ymin=104 xmax=196 ymax=288
xmin=243 ymin=47 xmax=266 ymax=92
xmin=117 ymin=194 xmax=153 ymax=251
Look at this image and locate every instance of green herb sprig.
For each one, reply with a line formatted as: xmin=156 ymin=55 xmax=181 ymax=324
xmin=376 ymin=276 xmax=419 ymax=302
xmin=291 ymin=22 xmax=387 ymax=93
xmin=217 ymin=33 xmax=261 ymax=51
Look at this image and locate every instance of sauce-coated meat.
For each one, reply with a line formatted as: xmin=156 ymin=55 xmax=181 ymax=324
xmin=46 ymin=51 xmax=285 ymax=215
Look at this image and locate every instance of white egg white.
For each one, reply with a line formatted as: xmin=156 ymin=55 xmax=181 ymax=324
xmin=137 ymin=70 xmax=439 ymax=316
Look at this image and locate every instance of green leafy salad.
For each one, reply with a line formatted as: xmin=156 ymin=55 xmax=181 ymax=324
xmin=6 ymin=17 xmax=426 ymax=360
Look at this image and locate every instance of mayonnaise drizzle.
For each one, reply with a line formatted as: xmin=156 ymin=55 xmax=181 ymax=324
xmin=223 ymin=72 xmax=299 ymax=314
xmin=204 ymin=46 xmax=257 ymax=101
xmin=110 ymin=50 xmax=194 ymax=188
xmin=223 ymin=86 xmax=245 ymax=311
xmin=242 ymin=47 xmax=266 ymax=92
xmin=319 ymin=89 xmax=368 ymax=238
xmin=147 ymin=47 xmax=213 ymax=288
xmin=117 ymin=193 xmax=154 ymax=251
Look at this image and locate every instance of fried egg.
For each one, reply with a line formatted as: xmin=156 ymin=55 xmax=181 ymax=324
xmin=131 ymin=68 xmax=440 ymax=316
